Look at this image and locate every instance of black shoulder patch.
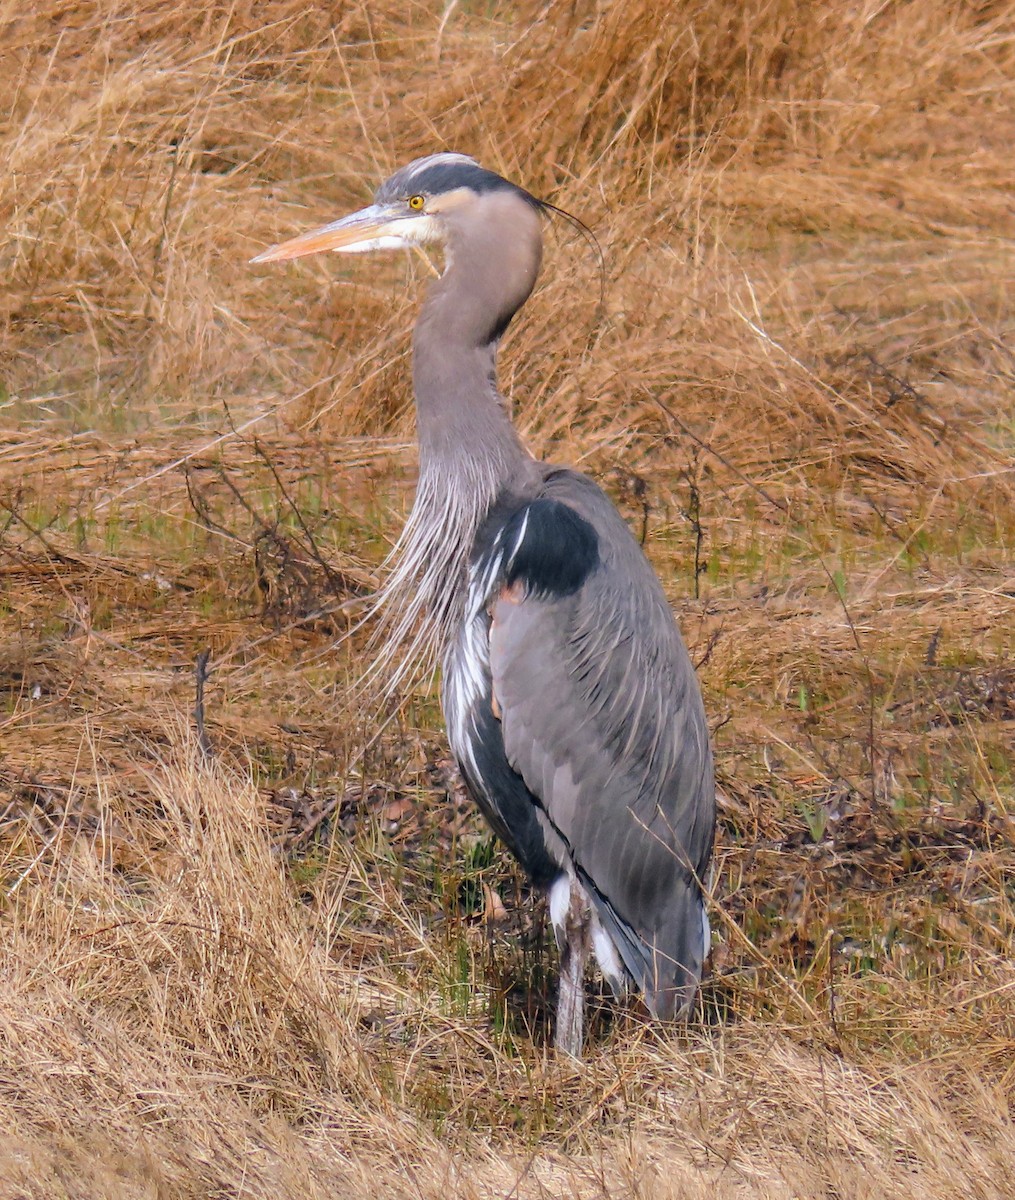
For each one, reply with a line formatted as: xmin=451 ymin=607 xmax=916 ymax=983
xmin=503 ymin=499 xmax=599 ymax=598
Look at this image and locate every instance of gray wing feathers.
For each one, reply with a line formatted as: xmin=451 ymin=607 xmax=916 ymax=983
xmin=488 ymin=471 xmax=715 ymax=1018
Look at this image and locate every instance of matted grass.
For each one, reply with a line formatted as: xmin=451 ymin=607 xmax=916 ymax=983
xmin=1 ymin=1 xmax=1013 ymax=1196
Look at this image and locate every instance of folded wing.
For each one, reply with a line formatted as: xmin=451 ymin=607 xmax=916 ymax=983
xmin=445 ymin=468 xmax=714 ymax=1018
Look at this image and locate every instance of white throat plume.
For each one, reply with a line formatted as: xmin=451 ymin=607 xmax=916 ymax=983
xmin=362 ymin=447 xmax=507 ymax=695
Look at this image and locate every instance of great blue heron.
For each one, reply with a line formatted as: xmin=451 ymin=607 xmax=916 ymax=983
xmin=253 ymin=154 xmax=715 ymax=1057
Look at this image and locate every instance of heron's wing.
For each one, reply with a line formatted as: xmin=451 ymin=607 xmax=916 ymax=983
xmin=482 ymin=470 xmax=715 ymax=1017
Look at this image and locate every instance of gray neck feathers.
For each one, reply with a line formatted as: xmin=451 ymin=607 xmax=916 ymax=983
xmin=368 ymin=191 xmax=543 ymax=688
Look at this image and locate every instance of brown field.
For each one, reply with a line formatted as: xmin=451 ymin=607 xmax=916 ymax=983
xmin=2 ymin=2 xmax=1014 ymax=1196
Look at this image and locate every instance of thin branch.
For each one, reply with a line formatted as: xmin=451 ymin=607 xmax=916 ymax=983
xmin=194 ymin=650 xmax=214 ymax=762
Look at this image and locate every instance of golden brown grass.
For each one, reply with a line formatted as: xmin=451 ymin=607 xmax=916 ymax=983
xmin=1 ymin=1 xmax=1014 ymax=1196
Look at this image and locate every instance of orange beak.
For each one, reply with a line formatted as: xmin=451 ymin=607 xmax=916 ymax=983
xmin=250 ymin=203 xmax=414 ymax=263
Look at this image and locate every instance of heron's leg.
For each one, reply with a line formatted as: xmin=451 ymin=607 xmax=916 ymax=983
xmin=555 ymin=878 xmax=591 ymax=1059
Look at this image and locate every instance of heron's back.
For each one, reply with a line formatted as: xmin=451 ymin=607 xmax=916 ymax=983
xmin=443 ymin=467 xmax=715 ymax=1017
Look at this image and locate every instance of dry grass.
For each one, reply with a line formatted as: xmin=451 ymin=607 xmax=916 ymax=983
xmin=1 ymin=1 xmax=1014 ymax=1196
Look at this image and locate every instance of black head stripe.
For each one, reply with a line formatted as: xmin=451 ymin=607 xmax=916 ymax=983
xmin=376 ymin=154 xmax=543 ymax=211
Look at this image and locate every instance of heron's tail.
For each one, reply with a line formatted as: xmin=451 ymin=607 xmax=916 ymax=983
xmin=585 ymin=873 xmax=708 ymax=1020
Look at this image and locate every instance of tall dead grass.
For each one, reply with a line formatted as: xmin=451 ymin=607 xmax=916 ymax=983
xmin=2 ymin=0 xmax=1012 ymax=511
xmin=3 ymin=739 xmax=1013 ymax=1199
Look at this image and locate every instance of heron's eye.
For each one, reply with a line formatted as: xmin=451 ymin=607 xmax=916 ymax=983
xmin=407 ymin=194 xmax=425 ymax=211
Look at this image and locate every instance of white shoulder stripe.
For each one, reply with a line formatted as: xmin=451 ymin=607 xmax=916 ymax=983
xmin=507 ymin=507 xmax=530 ymax=573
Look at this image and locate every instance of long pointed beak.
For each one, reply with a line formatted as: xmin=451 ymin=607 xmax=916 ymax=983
xmin=250 ymin=203 xmax=412 ymax=263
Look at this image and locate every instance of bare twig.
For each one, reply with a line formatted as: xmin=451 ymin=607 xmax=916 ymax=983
xmin=194 ymin=650 xmax=214 ymax=761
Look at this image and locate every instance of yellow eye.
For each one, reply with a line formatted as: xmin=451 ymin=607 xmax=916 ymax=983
xmin=407 ymin=194 xmax=425 ymax=211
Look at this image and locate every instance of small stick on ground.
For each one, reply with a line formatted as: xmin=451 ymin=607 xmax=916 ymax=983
xmin=194 ymin=650 xmax=214 ymax=762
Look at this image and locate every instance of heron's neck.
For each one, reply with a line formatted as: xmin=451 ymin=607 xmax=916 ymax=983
xmin=412 ymin=190 xmax=542 ymax=489
xmin=414 ymin=332 xmax=520 ymax=480
xmin=368 ymin=216 xmax=543 ymax=684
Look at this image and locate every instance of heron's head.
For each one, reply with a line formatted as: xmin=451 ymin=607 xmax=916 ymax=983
xmin=251 ymin=153 xmax=544 ymax=265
